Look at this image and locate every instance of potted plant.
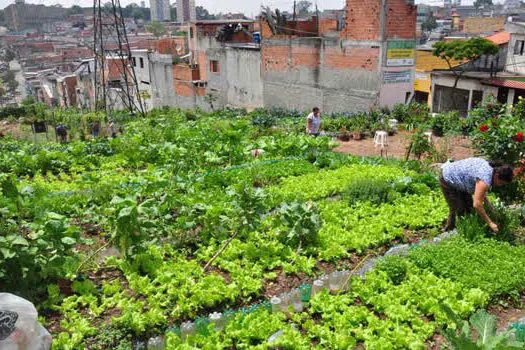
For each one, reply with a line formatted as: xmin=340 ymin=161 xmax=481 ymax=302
xmin=352 ymin=126 xmax=363 ymax=140
xmin=338 ymin=127 xmax=350 ymax=142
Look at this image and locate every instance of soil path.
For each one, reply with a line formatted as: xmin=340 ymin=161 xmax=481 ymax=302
xmin=334 ymin=132 xmax=474 ymax=161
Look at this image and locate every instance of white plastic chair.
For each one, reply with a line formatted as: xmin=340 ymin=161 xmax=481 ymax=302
xmin=424 ymin=131 xmax=433 ymax=143
xmin=388 ymin=119 xmax=398 ymax=129
xmin=374 ymin=131 xmax=388 ymax=148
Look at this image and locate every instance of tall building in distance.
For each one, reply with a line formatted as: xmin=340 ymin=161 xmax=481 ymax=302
xmin=177 ymin=0 xmax=196 ymax=23
xmin=5 ymin=0 xmax=67 ymax=31
xmin=505 ymin=0 xmax=521 ymax=10
xmin=150 ymin=0 xmax=171 ymax=22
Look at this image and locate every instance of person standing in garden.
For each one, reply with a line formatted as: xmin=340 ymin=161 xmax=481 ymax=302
xmin=306 ymin=107 xmax=322 ymax=137
xmin=56 ymin=123 xmax=67 ymax=143
xmin=440 ymin=158 xmax=514 ymax=233
xmin=109 ymin=120 xmax=117 ymax=138
xmin=91 ymin=120 xmax=101 ymax=138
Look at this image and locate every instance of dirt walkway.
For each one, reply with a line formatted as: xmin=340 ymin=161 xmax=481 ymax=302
xmin=333 ymin=131 xmax=474 ymax=161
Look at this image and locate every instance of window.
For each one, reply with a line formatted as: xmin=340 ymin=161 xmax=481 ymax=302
xmin=514 ymin=40 xmax=525 ymax=55
xmin=210 ymin=60 xmax=220 ymax=73
xmin=132 ymin=57 xmax=136 ymax=67
xmin=139 ymin=57 xmax=144 ymax=68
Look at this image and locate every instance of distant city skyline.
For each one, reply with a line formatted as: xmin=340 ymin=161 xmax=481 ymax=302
xmin=0 ymin=0 xmax=347 ymax=15
xmin=0 ymin=0 xmax=507 ymax=14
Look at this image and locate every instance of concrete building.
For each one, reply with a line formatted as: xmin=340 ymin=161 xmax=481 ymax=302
xmin=150 ymin=0 xmax=170 ymax=22
xmin=178 ymin=20 xmax=261 ymax=110
xmin=5 ymin=0 xmax=67 ymax=31
xmin=430 ymin=27 xmax=525 ymax=115
xmin=462 ymin=17 xmax=506 ymax=34
xmin=131 ymin=49 xmax=176 ymax=110
xmin=259 ymin=0 xmax=417 ymax=113
xmin=177 ymin=0 xmax=196 ymax=24
xmin=505 ymin=0 xmax=521 ymax=11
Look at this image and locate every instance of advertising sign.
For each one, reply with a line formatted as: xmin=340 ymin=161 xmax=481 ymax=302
xmin=383 ymin=70 xmax=412 ymax=84
xmin=387 ymin=40 xmax=416 ymax=67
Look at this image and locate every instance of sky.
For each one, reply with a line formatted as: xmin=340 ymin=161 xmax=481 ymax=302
xmin=0 ymin=0 xmax=503 ymax=13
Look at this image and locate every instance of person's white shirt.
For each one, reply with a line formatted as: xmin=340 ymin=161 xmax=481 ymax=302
xmin=307 ymin=112 xmax=321 ymax=134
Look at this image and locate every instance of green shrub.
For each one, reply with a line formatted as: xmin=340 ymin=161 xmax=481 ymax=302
xmin=409 ymin=236 xmax=525 ymax=298
xmin=376 ymin=255 xmax=409 ymax=285
xmin=457 ymin=213 xmax=488 ymax=241
xmin=342 ymin=177 xmax=397 ymax=206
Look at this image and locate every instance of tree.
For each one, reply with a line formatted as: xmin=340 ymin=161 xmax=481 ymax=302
xmin=474 ymin=0 xmax=493 ymax=8
xmin=421 ymin=18 xmax=437 ymax=34
xmin=433 ymin=37 xmax=499 ymax=107
xmin=296 ymin=1 xmax=313 ymax=16
xmin=131 ymin=7 xmax=146 ymax=20
xmin=0 ymin=83 xmax=6 ymax=106
xmin=67 ymin=5 xmax=83 ymax=16
xmin=146 ymin=21 xmax=166 ymax=38
xmin=196 ymin=6 xmax=215 ymax=20
xmin=2 ymin=49 xmax=15 ymax=62
xmin=2 ymin=70 xmax=18 ymax=95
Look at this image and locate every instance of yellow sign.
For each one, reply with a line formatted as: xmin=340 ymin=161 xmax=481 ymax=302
xmin=387 ymin=49 xmax=415 ymax=60
xmin=387 ymin=40 xmax=416 ymax=67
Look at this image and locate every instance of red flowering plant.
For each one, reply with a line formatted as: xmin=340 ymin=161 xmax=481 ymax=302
xmin=473 ymin=111 xmax=525 ymax=164
xmin=464 ymin=101 xmax=505 ymax=133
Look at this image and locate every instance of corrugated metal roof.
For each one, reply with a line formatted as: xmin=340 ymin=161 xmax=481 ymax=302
xmin=485 ymin=31 xmax=511 ymax=45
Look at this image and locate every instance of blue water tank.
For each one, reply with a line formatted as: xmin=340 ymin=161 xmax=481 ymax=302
xmin=253 ymin=32 xmax=261 ymax=44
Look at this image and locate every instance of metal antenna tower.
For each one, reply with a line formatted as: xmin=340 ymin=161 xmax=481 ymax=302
xmin=93 ymin=0 xmax=146 ymax=117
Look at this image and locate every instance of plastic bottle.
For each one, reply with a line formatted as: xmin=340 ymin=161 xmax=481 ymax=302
xmin=180 ymin=321 xmax=196 ymax=342
xmin=299 ymin=283 xmax=312 ymax=302
xmin=270 ymin=296 xmax=282 ymax=313
xmin=280 ymin=293 xmax=291 ymax=312
xmin=291 ymin=290 xmax=304 ymax=312
xmin=147 ymin=335 xmax=165 ymax=349
xmin=311 ymin=279 xmax=325 ymax=297
xmin=195 ymin=317 xmax=210 ymax=336
xmin=328 ymin=271 xmax=343 ymax=294
xmin=209 ymin=312 xmax=224 ymax=331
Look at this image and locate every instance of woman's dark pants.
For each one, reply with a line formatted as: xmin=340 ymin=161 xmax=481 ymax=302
xmin=439 ymin=175 xmax=473 ymax=231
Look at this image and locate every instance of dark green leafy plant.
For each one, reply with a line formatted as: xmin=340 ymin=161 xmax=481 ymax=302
xmin=275 ymin=200 xmax=322 ymax=251
xmin=376 ymin=256 xmax=409 ymax=285
xmin=441 ymin=306 xmax=523 ymax=349
xmin=457 ymin=213 xmax=489 ymax=241
xmin=343 ymin=177 xmax=397 ymax=206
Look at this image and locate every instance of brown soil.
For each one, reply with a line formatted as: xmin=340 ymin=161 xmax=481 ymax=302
xmin=488 ymin=294 xmax=525 ymax=331
xmin=334 ymin=131 xmax=474 ymax=161
xmin=427 ymin=294 xmax=525 ymax=349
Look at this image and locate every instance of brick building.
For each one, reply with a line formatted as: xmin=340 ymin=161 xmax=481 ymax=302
xmin=260 ymin=0 xmax=417 ymax=113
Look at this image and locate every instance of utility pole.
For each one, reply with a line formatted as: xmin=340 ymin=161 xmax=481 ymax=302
xmin=293 ymin=0 xmax=296 ymax=22
xmin=315 ymin=1 xmax=319 ymax=35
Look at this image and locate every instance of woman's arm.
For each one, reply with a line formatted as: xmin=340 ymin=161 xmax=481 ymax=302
xmin=484 ymin=195 xmax=496 ymax=213
xmin=474 ymin=180 xmax=498 ymax=233
xmin=306 ymin=118 xmax=312 ymax=134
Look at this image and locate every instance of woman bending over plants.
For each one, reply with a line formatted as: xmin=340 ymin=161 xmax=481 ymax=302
xmin=439 ymin=158 xmax=514 ymax=232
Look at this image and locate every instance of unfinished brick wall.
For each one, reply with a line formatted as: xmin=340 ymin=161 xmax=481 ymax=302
xmin=344 ymin=0 xmax=416 ymax=40
xmin=324 ymin=47 xmax=379 ymax=71
xmin=344 ymin=0 xmax=381 ymax=40
xmin=291 ymin=46 xmax=320 ymax=68
xmin=385 ymin=0 xmax=417 ymax=39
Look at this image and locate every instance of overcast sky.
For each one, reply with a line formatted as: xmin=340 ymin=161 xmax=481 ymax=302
xmin=0 ymin=0 xmax=502 ymax=14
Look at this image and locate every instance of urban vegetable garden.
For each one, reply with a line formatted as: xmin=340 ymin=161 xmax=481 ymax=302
xmin=1 ymin=102 xmax=525 ymax=349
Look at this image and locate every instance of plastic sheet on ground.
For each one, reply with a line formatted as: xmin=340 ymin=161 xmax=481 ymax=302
xmin=0 ymin=293 xmax=52 ymax=350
